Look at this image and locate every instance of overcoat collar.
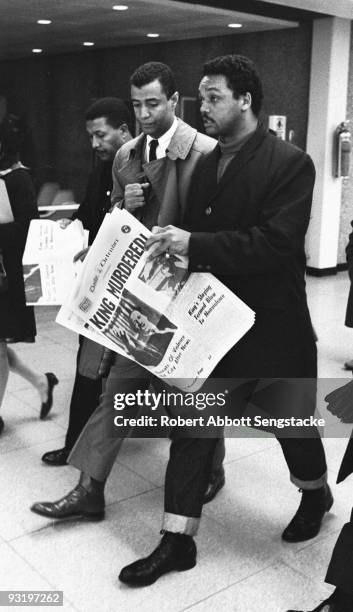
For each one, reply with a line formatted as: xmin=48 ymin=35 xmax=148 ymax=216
xmin=127 ymin=118 xmax=197 ymax=163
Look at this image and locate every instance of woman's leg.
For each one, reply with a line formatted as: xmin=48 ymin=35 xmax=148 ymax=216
xmin=0 ymin=341 xmax=10 ymax=409
xmin=6 ymin=347 xmax=48 ymax=402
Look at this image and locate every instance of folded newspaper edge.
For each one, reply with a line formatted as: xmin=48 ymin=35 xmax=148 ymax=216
xmin=57 ymin=208 xmax=255 ymax=392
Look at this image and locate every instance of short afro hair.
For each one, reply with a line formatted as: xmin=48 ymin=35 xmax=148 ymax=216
xmin=85 ymin=97 xmax=132 ymax=129
xmin=130 ymin=62 xmax=176 ymax=99
xmin=203 ymin=54 xmax=263 ymax=116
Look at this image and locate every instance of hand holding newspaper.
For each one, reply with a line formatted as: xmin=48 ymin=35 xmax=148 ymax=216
xmin=57 ymin=208 xmax=255 ymax=392
xmin=22 ymin=219 xmax=88 ymax=305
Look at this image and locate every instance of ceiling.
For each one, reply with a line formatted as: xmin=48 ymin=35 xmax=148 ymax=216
xmin=263 ymin=0 xmax=353 ymax=19
xmin=0 ymin=0 xmax=299 ymax=61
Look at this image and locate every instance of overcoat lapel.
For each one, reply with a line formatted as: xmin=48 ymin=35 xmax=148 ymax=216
xmin=117 ymin=134 xmax=146 ymax=185
xmin=205 ymin=123 xmax=268 ymax=205
xmin=116 ymin=133 xmax=176 ymax=214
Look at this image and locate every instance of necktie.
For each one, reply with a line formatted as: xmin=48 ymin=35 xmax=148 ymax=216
xmin=149 ymin=139 xmax=158 ymax=162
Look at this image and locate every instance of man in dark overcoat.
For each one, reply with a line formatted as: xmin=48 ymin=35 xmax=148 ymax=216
xmin=118 ymin=54 xmax=331 ymax=587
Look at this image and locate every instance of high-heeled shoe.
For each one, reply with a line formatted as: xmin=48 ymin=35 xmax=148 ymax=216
xmin=40 ymin=373 xmax=59 ymax=420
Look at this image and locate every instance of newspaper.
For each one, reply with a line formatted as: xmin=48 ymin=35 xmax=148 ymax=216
xmin=22 ymin=219 xmax=88 ymax=305
xmin=57 ymin=208 xmax=255 ymax=391
xmin=0 ymin=178 xmax=14 ymax=223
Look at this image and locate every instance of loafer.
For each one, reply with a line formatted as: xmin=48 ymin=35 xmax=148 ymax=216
xmin=282 ymin=484 xmax=333 ymax=543
xmin=40 ymin=373 xmax=59 ymax=420
xmin=41 ymin=447 xmax=69 ymax=466
xmin=119 ymin=531 xmax=196 ymax=586
xmin=203 ymin=466 xmax=225 ymax=504
xmin=30 ymin=484 xmax=105 ymax=521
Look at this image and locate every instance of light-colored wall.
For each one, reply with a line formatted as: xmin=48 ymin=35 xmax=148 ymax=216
xmin=339 ymin=22 xmax=353 ymax=265
xmin=305 ymin=17 xmax=351 ymax=271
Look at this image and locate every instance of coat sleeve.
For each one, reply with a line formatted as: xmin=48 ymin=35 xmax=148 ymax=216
xmin=188 ymin=150 xmax=315 ymax=275
xmin=111 ymin=149 xmax=125 ymax=208
xmin=71 ymin=173 xmax=93 ymax=227
xmin=0 ymin=172 xmax=38 ymax=250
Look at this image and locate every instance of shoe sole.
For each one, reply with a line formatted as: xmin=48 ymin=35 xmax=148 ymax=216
xmin=30 ymin=507 xmax=105 ymax=521
xmin=119 ymin=558 xmax=197 ymax=586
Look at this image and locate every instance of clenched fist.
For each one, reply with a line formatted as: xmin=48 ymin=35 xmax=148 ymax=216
xmin=124 ymin=182 xmax=150 ymax=213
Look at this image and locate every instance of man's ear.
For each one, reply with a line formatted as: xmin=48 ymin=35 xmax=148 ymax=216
xmin=118 ymin=123 xmax=130 ymax=140
xmin=169 ymin=91 xmax=179 ymax=109
xmin=241 ymin=92 xmax=252 ymax=112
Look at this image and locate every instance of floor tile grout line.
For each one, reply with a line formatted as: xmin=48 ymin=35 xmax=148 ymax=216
xmin=279 ymin=556 xmax=334 ymax=593
xmin=5 ymin=485 xmax=164 ymax=546
xmin=0 ymin=433 xmax=67 ymax=456
xmin=115 ymin=457 xmax=166 ymax=489
xmin=105 ymin=482 xmax=163 ymax=508
xmin=4 ymin=539 xmax=81 ymax=611
xmin=180 ymin=560 xmax=279 ymax=611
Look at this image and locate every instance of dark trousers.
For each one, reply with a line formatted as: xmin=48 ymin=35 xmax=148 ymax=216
xmin=163 ymin=434 xmax=327 ymax=520
xmin=325 ymin=508 xmax=353 ymax=595
xmin=64 ymin=338 xmax=102 ymax=451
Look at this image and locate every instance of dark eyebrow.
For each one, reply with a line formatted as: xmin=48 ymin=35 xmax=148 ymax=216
xmin=131 ymin=97 xmax=160 ymax=103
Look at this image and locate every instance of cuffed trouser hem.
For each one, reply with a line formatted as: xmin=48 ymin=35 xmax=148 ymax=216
xmin=162 ymin=513 xmax=200 ymax=536
xmin=290 ymin=471 xmax=327 ymax=490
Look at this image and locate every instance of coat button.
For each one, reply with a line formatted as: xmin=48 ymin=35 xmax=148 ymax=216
xmin=196 ymin=264 xmax=203 ymax=270
xmin=206 ymin=265 xmax=211 ymax=271
xmin=205 ymin=206 xmax=212 ymax=216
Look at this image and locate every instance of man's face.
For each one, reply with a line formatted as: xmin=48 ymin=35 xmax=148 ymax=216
xmin=131 ymin=79 xmax=178 ymax=139
xmin=131 ymin=310 xmax=151 ymax=333
xmin=86 ymin=116 xmax=125 ymax=161
xmin=198 ymin=74 xmax=246 ymax=139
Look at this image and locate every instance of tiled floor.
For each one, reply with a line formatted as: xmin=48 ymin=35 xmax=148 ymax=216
xmin=1 ymin=272 xmax=353 ymax=612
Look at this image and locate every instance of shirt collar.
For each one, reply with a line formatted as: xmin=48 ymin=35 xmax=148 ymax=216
xmin=146 ymin=116 xmax=178 ymax=150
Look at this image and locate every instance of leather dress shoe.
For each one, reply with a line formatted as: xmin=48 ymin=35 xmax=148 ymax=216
xmin=40 ymin=373 xmax=59 ymax=419
xmin=30 ymin=484 xmax=105 ymax=521
xmin=282 ymin=484 xmax=333 ymax=543
xmin=203 ymin=466 xmax=225 ymax=504
xmin=286 ymin=587 xmax=353 ymax=611
xmin=119 ymin=531 xmax=196 ymax=586
xmin=41 ymin=447 xmax=69 ymax=466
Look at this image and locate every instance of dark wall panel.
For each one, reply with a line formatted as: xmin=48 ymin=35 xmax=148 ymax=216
xmin=0 ymin=23 xmax=312 ymax=200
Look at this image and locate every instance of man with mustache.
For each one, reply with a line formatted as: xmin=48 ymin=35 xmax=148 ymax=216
xmin=41 ymin=97 xmax=133 ymax=466
xmin=118 ymin=54 xmax=330 ymax=587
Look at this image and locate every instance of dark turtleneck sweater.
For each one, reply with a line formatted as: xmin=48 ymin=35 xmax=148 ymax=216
xmin=217 ymin=127 xmax=257 ymax=182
